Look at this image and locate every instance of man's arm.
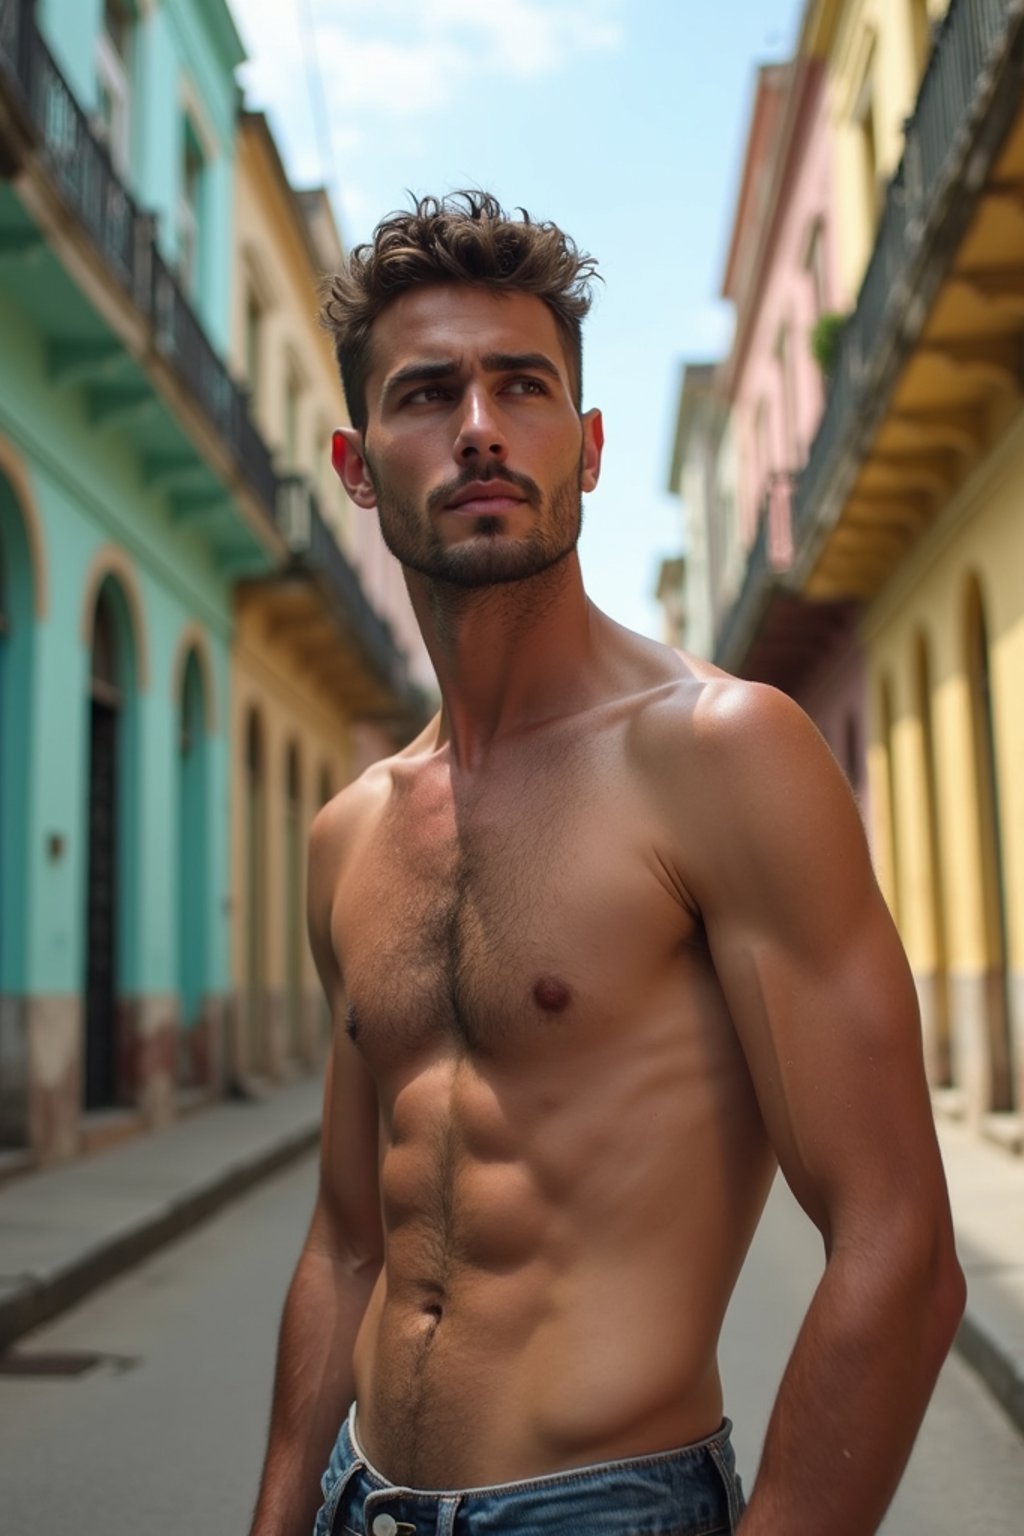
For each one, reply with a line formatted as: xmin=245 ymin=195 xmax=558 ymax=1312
xmin=249 ymin=796 xmax=383 ymax=1536
xmin=682 ymin=681 xmax=965 ymax=1536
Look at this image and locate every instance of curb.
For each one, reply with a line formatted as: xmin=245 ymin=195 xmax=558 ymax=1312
xmin=955 ymin=1306 xmax=1024 ymax=1437
xmin=0 ymin=1118 xmax=320 ymax=1355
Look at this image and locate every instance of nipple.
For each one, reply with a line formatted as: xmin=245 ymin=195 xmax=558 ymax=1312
xmin=533 ymin=975 xmax=572 ymax=1013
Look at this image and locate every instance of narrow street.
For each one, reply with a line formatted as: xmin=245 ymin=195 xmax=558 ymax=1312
xmin=0 ymin=1156 xmax=1021 ymax=1534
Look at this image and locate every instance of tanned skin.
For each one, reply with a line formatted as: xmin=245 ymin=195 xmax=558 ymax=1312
xmin=249 ymin=287 xmax=965 ymax=1536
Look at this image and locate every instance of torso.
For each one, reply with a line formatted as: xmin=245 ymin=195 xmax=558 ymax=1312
xmin=331 ymin=663 xmax=777 ymax=1488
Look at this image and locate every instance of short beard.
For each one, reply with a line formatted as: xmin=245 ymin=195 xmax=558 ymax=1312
xmin=368 ymin=455 xmax=584 ymax=589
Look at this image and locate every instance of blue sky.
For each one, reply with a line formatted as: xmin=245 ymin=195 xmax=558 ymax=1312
xmin=230 ymin=0 xmax=802 ymax=637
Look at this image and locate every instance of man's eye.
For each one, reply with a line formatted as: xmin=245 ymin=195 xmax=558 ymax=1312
xmin=505 ymin=377 xmax=547 ymax=395
xmin=406 ymin=385 xmax=450 ymax=405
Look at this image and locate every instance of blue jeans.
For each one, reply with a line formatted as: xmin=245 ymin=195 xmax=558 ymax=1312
xmin=313 ymin=1404 xmax=746 ymax=1535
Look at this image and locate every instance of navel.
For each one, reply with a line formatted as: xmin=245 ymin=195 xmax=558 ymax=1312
xmin=533 ymin=975 xmax=572 ymax=1014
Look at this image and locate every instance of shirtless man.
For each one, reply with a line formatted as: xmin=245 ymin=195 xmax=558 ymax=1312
xmin=249 ymin=192 xmax=965 ymax=1536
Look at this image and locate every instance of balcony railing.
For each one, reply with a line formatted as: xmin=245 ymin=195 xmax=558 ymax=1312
xmin=714 ymin=472 xmax=794 ymax=670
xmin=793 ymin=0 xmax=1023 ymax=544
xmin=277 ymin=475 xmax=419 ymax=711
xmin=0 ymin=0 xmax=273 ymax=517
xmin=0 ymin=0 xmax=420 ymax=720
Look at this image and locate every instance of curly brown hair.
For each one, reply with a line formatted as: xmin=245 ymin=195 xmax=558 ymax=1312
xmin=320 ymin=190 xmax=600 ymax=432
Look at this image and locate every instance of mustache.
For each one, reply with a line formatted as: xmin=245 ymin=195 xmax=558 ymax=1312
xmin=426 ymin=465 xmax=542 ymax=516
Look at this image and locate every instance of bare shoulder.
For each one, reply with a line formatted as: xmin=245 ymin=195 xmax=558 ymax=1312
xmin=631 ymin=663 xmax=870 ymax=913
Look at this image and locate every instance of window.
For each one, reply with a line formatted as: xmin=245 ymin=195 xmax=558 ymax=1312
xmin=852 ymin=45 xmax=881 ymax=229
xmin=95 ymin=0 xmax=134 ymax=179
xmin=775 ymin=323 xmax=799 ymax=468
xmin=284 ymin=368 xmax=303 ymax=471
xmin=178 ymin=123 xmax=204 ymax=298
xmin=804 ymin=217 xmax=829 ymax=321
xmin=753 ymin=399 xmax=771 ymax=503
xmin=245 ymin=290 xmax=263 ymax=412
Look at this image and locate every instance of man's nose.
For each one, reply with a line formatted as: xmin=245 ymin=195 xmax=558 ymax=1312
xmin=453 ymin=388 xmax=507 ymax=464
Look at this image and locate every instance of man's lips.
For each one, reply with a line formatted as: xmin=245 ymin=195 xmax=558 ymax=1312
xmin=443 ymin=482 xmax=527 ymax=515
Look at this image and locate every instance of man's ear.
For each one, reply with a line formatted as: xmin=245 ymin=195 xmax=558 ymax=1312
xmin=331 ymin=428 xmax=378 ymax=508
xmin=580 ymin=408 xmax=604 ymax=494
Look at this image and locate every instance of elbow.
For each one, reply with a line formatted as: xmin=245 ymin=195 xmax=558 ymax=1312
xmin=929 ymin=1237 xmax=967 ymax=1355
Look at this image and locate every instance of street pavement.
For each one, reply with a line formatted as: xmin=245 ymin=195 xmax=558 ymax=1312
xmin=0 ymin=1132 xmax=1022 ymax=1533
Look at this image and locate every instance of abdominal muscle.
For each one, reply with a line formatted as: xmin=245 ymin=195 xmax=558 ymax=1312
xmin=349 ymin=1047 xmax=775 ymax=1490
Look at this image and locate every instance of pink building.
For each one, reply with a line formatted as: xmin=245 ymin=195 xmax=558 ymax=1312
xmin=705 ymin=47 xmax=869 ymax=809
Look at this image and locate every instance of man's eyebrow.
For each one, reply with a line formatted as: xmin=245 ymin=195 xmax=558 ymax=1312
xmin=381 ymin=352 xmax=563 ymax=402
xmin=382 ymin=359 xmax=459 ymax=399
xmin=480 ymin=351 xmax=561 ymax=381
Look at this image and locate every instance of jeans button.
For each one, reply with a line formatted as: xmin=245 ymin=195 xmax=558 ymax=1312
xmin=371 ymin=1516 xmax=399 ymax=1536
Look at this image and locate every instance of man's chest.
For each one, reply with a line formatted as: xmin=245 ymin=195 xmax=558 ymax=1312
xmin=333 ymin=743 xmax=703 ymax=1061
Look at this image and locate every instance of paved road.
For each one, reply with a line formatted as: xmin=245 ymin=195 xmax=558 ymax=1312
xmin=0 ymin=1155 xmax=1021 ymax=1534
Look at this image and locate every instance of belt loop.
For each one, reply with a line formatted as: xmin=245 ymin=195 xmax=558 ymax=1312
xmin=436 ymin=1494 xmax=463 ymax=1536
xmin=708 ymin=1442 xmax=743 ymax=1532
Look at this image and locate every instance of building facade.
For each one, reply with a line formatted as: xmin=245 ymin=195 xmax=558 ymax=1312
xmin=0 ymin=0 xmax=428 ymax=1163
xmin=670 ymin=0 xmax=1024 ymax=1149
xmin=225 ymin=110 xmax=430 ymax=1087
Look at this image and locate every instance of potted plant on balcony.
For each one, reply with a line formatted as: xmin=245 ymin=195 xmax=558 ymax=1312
xmin=810 ymin=310 xmax=847 ymax=385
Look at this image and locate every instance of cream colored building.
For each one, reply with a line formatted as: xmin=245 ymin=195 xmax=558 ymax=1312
xmin=790 ymin=0 xmax=1024 ymax=1143
xmin=226 ymin=112 xmax=432 ymax=1084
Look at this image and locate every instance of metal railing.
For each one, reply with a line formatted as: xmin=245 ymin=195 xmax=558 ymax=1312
xmin=1 ymin=0 xmax=141 ymax=294
xmin=0 ymin=0 xmax=420 ymax=720
xmin=714 ymin=472 xmax=794 ymax=669
xmin=277 ymin=475 xmax=416 ymax=707
xmin=0 ymin=0 xmax=271 ymax=516
xmin=793 ymin=0 xmax=1022 ymax=544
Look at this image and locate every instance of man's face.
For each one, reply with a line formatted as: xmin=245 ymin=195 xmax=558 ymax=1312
xmin=335 ymin=287 xmax=603 ymax=587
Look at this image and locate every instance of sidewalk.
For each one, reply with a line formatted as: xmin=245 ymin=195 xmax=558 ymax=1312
xmin=0 ymin=1077 xmax=322 ymax=1353
xmin=0 ymin=1084 xmax=1021 ymax=1434
xmin=935 ymin=1117 xmax=1024 ymax=1433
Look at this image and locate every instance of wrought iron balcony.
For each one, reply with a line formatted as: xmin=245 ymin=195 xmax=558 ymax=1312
xmin=714 ymin=472 xmax=794 ymax=672
xmin=793 ymin=0 xmax=1024 ymax=558
xmin=276 ymin=475 xmax=425 ymax=718
xmin=0 ymin=0 xmax=275 ymax=520
xmin=0 ymin=0 xmax=422 ymax=722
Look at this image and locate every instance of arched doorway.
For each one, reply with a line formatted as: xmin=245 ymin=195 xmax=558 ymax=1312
xmin=85 ymin=582 xmax=130 ymax=1110
xmin=914 ymin=632 xmax=951 ymax=1088
xmin=284 ymin=740 xmax=303 ymax=1061
xmin=244 ymin=707 xmax=267 ymax=1076
xmin=0 ymin=466 xmax=38 ymax=1146
xmin=964 ymin=577 xmax=1014 ymax=1113
xmin=177 ymin=649 xmax=207 ymax=1083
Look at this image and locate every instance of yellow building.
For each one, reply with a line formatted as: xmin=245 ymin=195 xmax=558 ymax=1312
xmin=226 ymin=112 xmax=429 ymax=1086
xmin=792 ymin=0 xmax=1024 ymax=1144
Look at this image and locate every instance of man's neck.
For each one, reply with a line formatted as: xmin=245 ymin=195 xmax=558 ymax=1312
xmin=406 ymin=552 xmax=598 ymax=768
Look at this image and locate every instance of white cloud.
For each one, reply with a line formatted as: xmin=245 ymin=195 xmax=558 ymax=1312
xmin=231 ymin=0 xmax=626 ymax=238
xmin=233 ymin=0 xmax=626 ymax=123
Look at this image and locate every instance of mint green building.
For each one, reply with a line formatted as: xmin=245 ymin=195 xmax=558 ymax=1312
xmin=0 ymin=0 xmax=276 ymax=1159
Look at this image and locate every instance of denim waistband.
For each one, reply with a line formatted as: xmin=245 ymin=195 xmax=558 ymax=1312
xmin=315 ymin=1403 xmax=745 ymax=1536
